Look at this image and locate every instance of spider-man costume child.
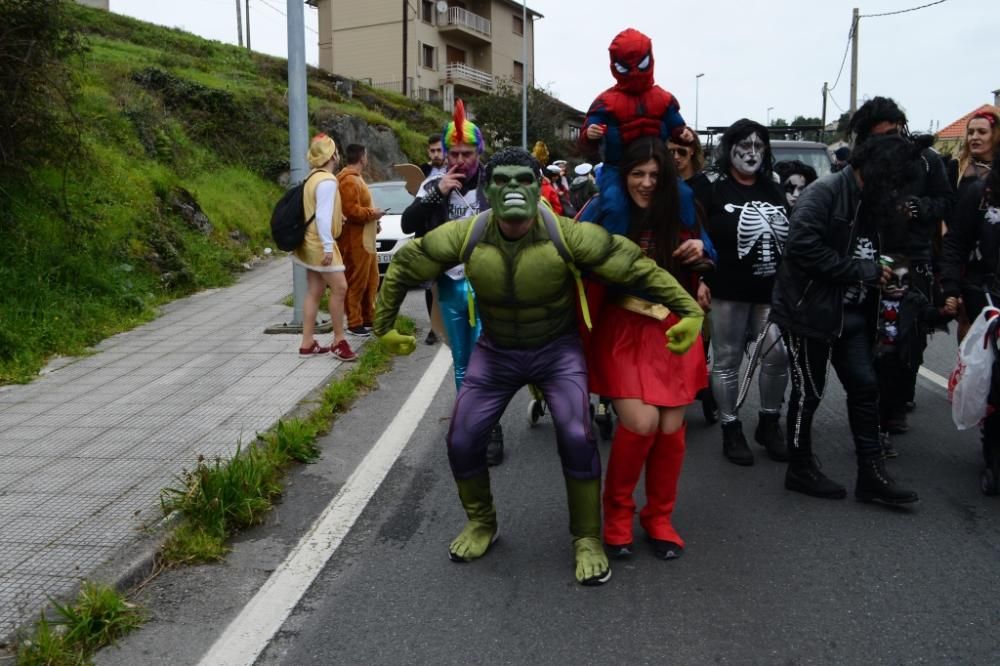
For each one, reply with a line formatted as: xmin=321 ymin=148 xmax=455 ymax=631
xmin=581 ymin=28 xmax=695 ymax=234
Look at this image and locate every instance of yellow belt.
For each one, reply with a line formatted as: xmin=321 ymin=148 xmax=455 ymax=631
xmin=616 ymin=294 xmax=671 ymax=321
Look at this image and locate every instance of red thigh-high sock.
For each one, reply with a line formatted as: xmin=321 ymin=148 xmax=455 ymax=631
xmin=639 ymin=423 xmax=687 ymax=547
xmin=603 ymin=423 xmax=656 ymax=546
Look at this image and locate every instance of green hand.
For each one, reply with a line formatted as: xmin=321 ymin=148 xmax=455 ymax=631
xmin=380 ymin=329 xmax=417 ymax=355
xmin=665 ymin=315 xmax=703 ymax=354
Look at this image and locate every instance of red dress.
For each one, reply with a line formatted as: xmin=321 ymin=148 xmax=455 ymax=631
xmin=585 ymin=230 xmax=707 ymax=407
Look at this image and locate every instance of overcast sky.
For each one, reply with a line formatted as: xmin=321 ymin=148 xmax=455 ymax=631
xmin=110 ymin=0 xmax=996 ymax=134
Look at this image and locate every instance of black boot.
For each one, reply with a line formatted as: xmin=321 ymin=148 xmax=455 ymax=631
xmin=722 ymin=420 xmax=754 ymax=466
xmin=785 ymin=456 xmax=846 ymax=499
xmin=855 ymin=456 xmax=918 ymax=505
xmin=754 ymin=412 xmax=789 ymax=462
xmin=698 ymin=388 xmax=719 ymax=425
xmin=486 ymin=424 xmax=504 ymax=467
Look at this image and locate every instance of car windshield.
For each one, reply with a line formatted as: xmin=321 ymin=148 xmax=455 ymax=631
xmin=369 ymin=182 xmax=415 ymax=211
xmin=772 ymin=147 xmax=832 ymax=177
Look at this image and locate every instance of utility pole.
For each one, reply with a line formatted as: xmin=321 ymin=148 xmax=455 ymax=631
xmin=849 ymin=7 xmax=858 ymax=115
xmin=521 ymin=0 xmax=527 ymax=149
xmin=821 ymin=81 xmax=828 ymax=142
xmin=245 ymin=0 xmax=252 ymax=51
xmin=235 ymin=0 xmax=244 ymax=48
xmin=288 ymin=0 xmax=310 ymax=329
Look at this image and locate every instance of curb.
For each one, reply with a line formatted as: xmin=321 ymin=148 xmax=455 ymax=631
xmin=1 ymin=335 xmax=376 ymax=651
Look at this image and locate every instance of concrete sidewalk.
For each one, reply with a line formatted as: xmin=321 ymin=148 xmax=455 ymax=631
xmin=0 ymin=258 xmax=362 ymax=640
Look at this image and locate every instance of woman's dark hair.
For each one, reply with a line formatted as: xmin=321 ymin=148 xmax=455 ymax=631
xmin=774 ymin=160 xmax=818 ymax=186
xmin=714 ymin=118 xmax=774 ymax=182
xmin=620 ymin=137 xmax=683 ymax=271
xmin=848 ymin=96 xmax=909 ymax=146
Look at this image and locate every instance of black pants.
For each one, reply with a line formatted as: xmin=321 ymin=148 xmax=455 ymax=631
xmin=876 ymin=353 xmax=910 ymax=424
xmin=782 ymin=307 xmax=882 ymax=463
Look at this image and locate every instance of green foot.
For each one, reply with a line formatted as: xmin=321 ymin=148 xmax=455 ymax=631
xmin=448 ymin=520 xmax=498 ymax=562
xmin=573 ymin=536 xmax=611 ymax=585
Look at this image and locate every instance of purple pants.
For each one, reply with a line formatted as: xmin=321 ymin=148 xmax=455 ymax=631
xmin=447 ymin=333 xmax=600 ymax=480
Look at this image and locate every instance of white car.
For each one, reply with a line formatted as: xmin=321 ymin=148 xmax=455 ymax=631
xmin=368 ymin=181 xmax=416 ymax=278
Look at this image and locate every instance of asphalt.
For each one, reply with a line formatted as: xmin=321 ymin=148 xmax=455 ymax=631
xmin=0 ymin=257 xmax=369 ymax=643
xmin=4 ymin=257 xmax=999 ymax=662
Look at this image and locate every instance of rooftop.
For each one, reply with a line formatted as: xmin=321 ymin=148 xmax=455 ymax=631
xmin=937 ymin=104 xmax=1000 ymax=140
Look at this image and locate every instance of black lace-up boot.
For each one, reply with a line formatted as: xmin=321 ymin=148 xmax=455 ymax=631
xmin=754 ymin=412 xmax=789 ymax=461
xmin=785 ymin=455 xmax=846 ymax=499
xmin=855 ymin=456 xmax=918 ymax=505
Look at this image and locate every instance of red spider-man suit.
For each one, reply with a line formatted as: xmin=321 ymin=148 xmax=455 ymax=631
xmin=580 ymin=28 xmax=694 ymax=234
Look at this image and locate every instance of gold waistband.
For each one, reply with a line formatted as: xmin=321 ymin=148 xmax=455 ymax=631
xmin=616 ymin=294 xmax=671 ymax=321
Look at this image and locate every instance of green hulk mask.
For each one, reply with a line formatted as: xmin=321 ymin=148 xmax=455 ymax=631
xmin=486 ymin=165 xmax=540 ymax=222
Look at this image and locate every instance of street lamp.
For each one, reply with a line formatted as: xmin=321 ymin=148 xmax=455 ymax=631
xmin=767 ymin=106 xmax=774 ymax=126
xmin=694 ymin=73 xmax=704 ymax=133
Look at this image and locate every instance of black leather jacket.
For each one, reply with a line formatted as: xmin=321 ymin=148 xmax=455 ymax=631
xmin=941 ymin=179 xmax=1000 ymax=298
xmin=770 ymin=166 xmax=883 ymax=341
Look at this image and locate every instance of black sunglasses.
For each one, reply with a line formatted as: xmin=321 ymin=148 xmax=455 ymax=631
xmin=669 ymin=147 xmax=689 ymax=158
xmin=492 ymin=173 xmax=535 ymax=186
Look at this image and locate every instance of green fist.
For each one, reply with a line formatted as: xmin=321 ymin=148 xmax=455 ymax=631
xmin=380 ymin=329 xmax=416 ymax=355
xmin=665 ymin=315 xmax=703 ymax=354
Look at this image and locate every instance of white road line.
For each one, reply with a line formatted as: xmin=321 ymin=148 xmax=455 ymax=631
xmin=198 ymin=347 xmax=453 ymax=666
xmin=918 ymin=365 xmax=950 ymax=391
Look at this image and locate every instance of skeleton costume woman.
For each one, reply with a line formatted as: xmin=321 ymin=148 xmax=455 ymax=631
xmin=693 ymin=119 xmax=789 ymax=465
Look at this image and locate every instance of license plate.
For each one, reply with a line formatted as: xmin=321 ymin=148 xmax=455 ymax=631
xmin=377 ymin=252 xmax=392 ymax=264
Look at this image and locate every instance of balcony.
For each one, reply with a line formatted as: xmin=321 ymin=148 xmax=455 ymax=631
xmin=442 ymin=63 xmax=493 ymax=93
xmin=438 ymin=6 xmax=491 ymax=45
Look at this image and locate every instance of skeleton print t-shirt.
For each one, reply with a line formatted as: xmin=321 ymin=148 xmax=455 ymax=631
xmin=844 ymin=235 xmax=876 ymax=304
xmin=696 ymin=177 xmax=790 ymax=303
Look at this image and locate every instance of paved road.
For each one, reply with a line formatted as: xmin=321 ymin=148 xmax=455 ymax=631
xmin=98 ymin=322 xmax=1000 ymax=665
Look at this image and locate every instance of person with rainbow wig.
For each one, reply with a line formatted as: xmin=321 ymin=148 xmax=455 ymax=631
xmin=401 ymin=99 xmax=505 ymax=465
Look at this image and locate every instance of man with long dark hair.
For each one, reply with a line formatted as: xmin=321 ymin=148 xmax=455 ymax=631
xmin=848 ymin=97 xmax=953 ymax=437
xmin=770 ymin=134 xmax=923 ymax=505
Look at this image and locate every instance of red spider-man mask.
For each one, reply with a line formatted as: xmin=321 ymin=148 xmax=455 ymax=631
xmin=609 ymin=28 xmax=654 ymax=94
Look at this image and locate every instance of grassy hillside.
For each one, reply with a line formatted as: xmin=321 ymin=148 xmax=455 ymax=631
xmin=0 ymin=3 xmax=447 ymax=384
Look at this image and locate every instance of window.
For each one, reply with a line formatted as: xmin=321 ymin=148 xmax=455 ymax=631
xmin=421 ymin=0 xmax=433 ymax=23
xmin=512 ymin=14 xmax=523 ymax=36
xmin=421 ymin=44 xmax=436 ymax=70
xmin=512 ymin=60 xmax=524 ymax=83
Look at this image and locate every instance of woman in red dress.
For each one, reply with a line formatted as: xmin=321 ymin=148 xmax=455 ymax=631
xmin=586 ymin=137 xmax=712 ymax=560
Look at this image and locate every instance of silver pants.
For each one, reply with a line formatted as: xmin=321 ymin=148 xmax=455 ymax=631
xmin=710 ymin=298 xmax=788 ymax=424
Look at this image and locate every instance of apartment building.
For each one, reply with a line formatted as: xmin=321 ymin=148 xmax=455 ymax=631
xmin=308 ymin=0 xmax=540 ymax=110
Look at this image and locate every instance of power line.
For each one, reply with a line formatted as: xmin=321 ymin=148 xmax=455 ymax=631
xmin=827 ymin=20 xmax=854 ymax=92
xmin=828 ymin=90 xmax=846 ymax=115
xmin=255 ymin=0 xmax=319 ymax=34
xmin=859 ymin=0 xmax=947 ymax=18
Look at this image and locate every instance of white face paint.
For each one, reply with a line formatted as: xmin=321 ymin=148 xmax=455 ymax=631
xmin=784 ymin=174 xmax=807 ymax=208
xmin=731 ymin=132 xmax=765 ymax=177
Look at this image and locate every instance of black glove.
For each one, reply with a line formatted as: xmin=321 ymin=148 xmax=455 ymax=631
xmin=904 ymin=196 xmax=921 ymax=221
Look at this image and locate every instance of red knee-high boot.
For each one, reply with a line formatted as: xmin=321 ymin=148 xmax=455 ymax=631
xmin=603 ymin=424 xmax=656 ymax=548
xmin=639 ymin=423 xmax=687 ymax=551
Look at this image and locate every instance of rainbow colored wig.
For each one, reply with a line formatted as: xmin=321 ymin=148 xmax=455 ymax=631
xmin=442 ymin=99 xmax=484 ymax=154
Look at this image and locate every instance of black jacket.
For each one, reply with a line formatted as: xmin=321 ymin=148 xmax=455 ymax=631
xmin=885 ymin=146 xmax=954 ymax=263
xmin=770 ymin=166 xmax=883 ymax=341
xmin=941 ymin=179 xmax=1000 ymax=298
xmin=400 ymin=171 xmax=488 ymax=238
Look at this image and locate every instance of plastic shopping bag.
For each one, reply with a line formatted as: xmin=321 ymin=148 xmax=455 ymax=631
xmin=949 ymin=306 xmax=1000 ymax=430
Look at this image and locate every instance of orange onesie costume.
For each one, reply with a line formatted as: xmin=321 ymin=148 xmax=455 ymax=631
xmin=337 ymin=166 xmax=380 ymax=329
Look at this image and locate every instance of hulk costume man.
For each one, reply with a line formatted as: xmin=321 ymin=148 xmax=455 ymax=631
xmin=375 ymin=148 xmax=703 ymax=585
